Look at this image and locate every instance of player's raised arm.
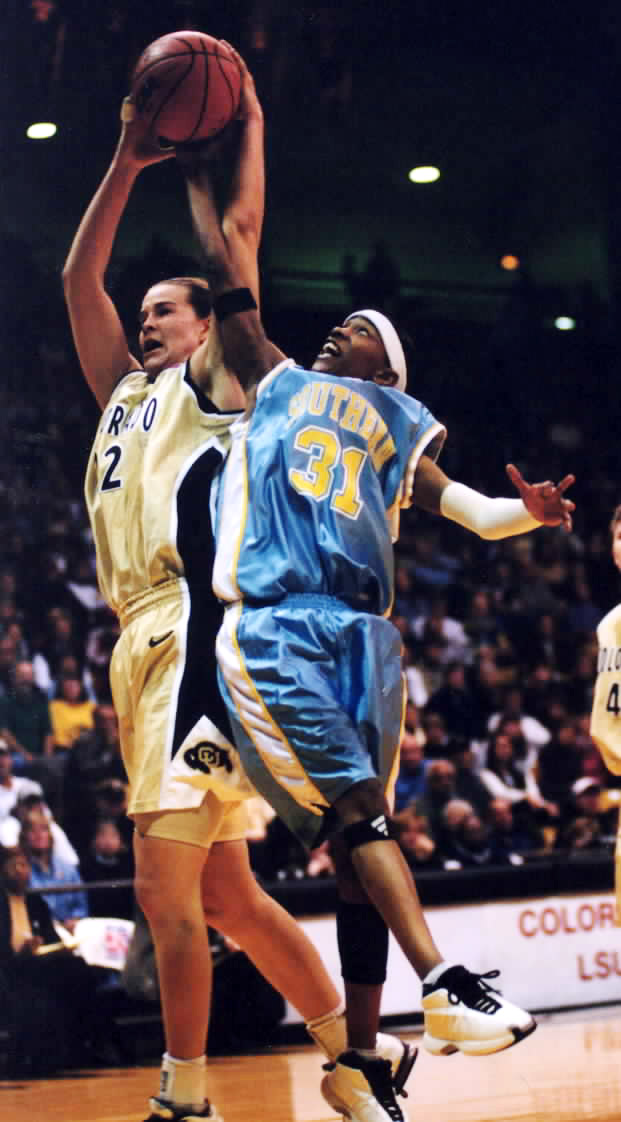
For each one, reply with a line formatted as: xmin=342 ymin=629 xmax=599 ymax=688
xmin=180 ymin=49 xmax=284 ymax=396
xmin=62 ymin=100 xmax=172 ymax=409
xmin=413 ymin=455 xmax=575 ymax=537
xmin=221 ymin=46 xmax=265 ymax=305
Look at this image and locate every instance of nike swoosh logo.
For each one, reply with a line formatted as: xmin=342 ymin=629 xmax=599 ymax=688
xmin=149 ymin=631 xmax=173 ymax=648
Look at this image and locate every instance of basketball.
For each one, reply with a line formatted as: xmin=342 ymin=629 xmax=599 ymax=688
xmin=130 ymin=31 xmax=241 ymax=148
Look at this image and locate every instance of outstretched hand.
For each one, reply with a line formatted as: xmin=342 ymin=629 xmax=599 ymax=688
xmin=117 ymin=97 xmax=175 ymax=168
xmin=506 ymin=463 xmax=576 ymax=531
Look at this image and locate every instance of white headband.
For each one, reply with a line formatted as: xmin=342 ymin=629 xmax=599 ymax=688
xmin=344 ymin=308 xmax=407 ymax=393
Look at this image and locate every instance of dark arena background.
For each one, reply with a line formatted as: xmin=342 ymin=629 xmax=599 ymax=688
xmin=2 ymin=2 xmax=621 ymax=1120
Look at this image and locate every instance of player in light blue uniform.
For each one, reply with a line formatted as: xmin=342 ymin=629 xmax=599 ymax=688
xmin=185 ymin=149 xmax=575 ymax=1122
xmin=214 ymin=357 xmax=445 ymax=846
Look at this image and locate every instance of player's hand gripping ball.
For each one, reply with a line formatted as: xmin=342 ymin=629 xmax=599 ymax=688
xmin=130 ymin=31 xmax=241 ymax=149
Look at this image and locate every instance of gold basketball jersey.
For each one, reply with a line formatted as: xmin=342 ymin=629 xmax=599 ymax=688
xmin=85 ymin=363 xmax=240 ymax=615
xmin=591 ymin=603 xmax=621 ymax=775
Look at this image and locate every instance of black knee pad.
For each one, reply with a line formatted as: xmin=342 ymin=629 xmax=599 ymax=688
xmin=336 ymin=899 xmax=389 ymax=985
xmin=341 ymin=813 xmax=395 ymax=851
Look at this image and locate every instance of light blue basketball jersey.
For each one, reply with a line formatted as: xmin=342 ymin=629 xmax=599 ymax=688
xmin=214 ymin=359 xmax=446 ymax=615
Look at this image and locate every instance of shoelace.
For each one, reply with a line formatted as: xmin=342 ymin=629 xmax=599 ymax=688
xmin=363 ymin=1060 xmax=405 ymax=1122
xmin=447 ymin=968 xmax=502 ymax=1014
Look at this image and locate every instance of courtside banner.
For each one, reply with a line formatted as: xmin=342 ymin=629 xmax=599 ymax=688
xmin=283 ymin=892 xmax=621 ymax=1023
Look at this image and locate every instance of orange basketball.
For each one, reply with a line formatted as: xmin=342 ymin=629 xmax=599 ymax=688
xmin=130 ymin=31 xmax=241 ymax=148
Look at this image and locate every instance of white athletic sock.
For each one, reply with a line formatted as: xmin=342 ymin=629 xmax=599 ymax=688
xmin=160 ymin=1051 xmax=207 ymax=1110
xmin=351 ymin=1047 xmax=379 ymax=1060
xmin=423 ymin=961 xmax=457 ymax=987
xmin=305 ymin=1002 xmax=347 ymax=1061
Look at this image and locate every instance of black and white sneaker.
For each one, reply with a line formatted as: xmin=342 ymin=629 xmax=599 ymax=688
xmin=422 ymin=965 xmax=536 ymax=1056
xmin=375 ymin=1033 xmax=418 ymax=1095
xmin=143 ymin=1097 xmax=223 ymax=1122
xmin=321 ymin=1051 xmax=405 ymax=1122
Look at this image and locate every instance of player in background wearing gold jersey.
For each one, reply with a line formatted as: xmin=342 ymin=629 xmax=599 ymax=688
xmin=63 ymin=50 xmax=413 ymax=1122
xmin=591 ymin=505 xmax=621 ymax=915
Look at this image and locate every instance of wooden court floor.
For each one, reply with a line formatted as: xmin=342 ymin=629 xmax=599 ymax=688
xmin=2 ymin=1013 xmax=621 ymax=1122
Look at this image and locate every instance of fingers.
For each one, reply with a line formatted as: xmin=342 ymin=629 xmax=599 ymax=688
xmin=505 ymin=463 xmax=525 ymax=491
xmin=556 ymin=473 xmax=576 ymax=494
xmin=120 ymin=96 xmax=135 ymax=124
xmin=507 ymin=463 xmax=575 ymax=500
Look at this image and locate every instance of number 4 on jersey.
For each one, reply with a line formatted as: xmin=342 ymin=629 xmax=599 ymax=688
xmin=607 ymin=683 xmax=621 ymax=716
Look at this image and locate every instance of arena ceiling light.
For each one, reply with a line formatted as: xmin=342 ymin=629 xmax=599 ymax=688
xmin=408 ymin=166 xmax=440 ymax=183
xmin=26 ymin=122 xmax=57 ymax=139
xmin=554 ymin=316 xmax=576 ymax=331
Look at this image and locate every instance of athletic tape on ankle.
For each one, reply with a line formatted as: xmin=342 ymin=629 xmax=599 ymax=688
xmin=341 ymin=814 xmax=395 ymax=851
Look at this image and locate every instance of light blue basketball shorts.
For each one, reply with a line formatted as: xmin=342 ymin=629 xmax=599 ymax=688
xmin=216 ymin=594 xmax=405 ymax=849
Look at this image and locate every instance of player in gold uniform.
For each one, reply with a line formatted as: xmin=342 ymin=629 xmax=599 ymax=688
xmin=591 ymin=505 xmax=621 ymax=914
xmin=64 ymin=53 xmax=412 ymax=1122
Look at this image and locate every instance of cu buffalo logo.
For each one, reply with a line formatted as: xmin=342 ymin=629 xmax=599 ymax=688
xmin=184 ymin=741 xmax=233 ymax=775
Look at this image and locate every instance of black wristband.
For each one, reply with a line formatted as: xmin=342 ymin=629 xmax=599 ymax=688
xmin=212 ymin=288 xmax=257 ymax=322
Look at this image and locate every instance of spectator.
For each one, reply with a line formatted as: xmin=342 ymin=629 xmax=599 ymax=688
xmin=394 ymin=717 xmax=430 ymax=812
xmin=84 ymin=617 xmax=119 ymax=702
xmin=393 ymin=804 xmax=443 ymax=870
xmin=462 ymin=586 xmax=509 ymax=652
xmin=566 ymin=569 xmax=601 ymax=640
xmin=466 ymin=646 xmax=503 ymax=735
xmin=49 ymin=672 xmax=96 ymax=754
xmin=574 ymin=711 xmax=616 ymax=787
xmin=426 ymin=661 xmax=481 ymax=740
xmin=0 ymin=792 xmax=79 ymax=865
xmin=0 ymin=602 xmax=29 ymax=660
xmin=537 ymin=717 xmax=590 ymax=811
xmin=555 ymin=777 xmax=616 ymax=852
xmin=440 ymin=805 xmax=515 ymax=868
xmin=401 ymin=637 xmax=429 ymax=708
xmin=393 ymin=562 xmax=421 ymax=621
xmin=30 ymin=606 xmax=85 ymax=694
xmin=487 ymin=685 xmax=551 ymax=756
xmin=0 ymin=633 xmax=18 ymax=699
xmin=417 ymin=624 xmax=449 ymax=698
xmin=0 ymin=737 xmax=43 ymax=824
xmin=487 ymin=797 xmax=544 ymax=857
xmin=434 ymin=798 xmax=475 ymax=863
xmin=412 ymin=592 xmax=471 ymax=665
xmin=479 ymin=729 xmax=554 ymax=819
xmin=416 ymin=758 xmax=458 ymax=843
xmin=565 ymin=644 xmax=598 ymax=715
xmin=421 ymin=710 xmax=453 ymax=760
xmin=79 ymin=818 xmax=135 ymax=920
xmin=63 ymin=702 xmax=130 ymax=853
xmin=448 ymin=738 xmax=493 ymax=820
xmin=407 ymin=528 xmax=461 ymax=595
xmin=526 ymin=612 xmax=573 ymax=676
xmin=91 ymin=778 xmax=133 ymax=849
xmin=522 ymin=662 xmax=566 ymax=725
xmin=0 ymin=842 xmax=115 ymax=1076
xmin=21 ymin=812 xmax=88 ymax=932
xmin=0 ymin=660 xmax=55 ymax=784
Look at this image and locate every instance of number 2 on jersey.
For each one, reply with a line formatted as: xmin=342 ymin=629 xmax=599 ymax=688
xmin=101 ymin=444 xmax=123 ymax=491
xmin=289 ymin=426 xmax=366 ymax=519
